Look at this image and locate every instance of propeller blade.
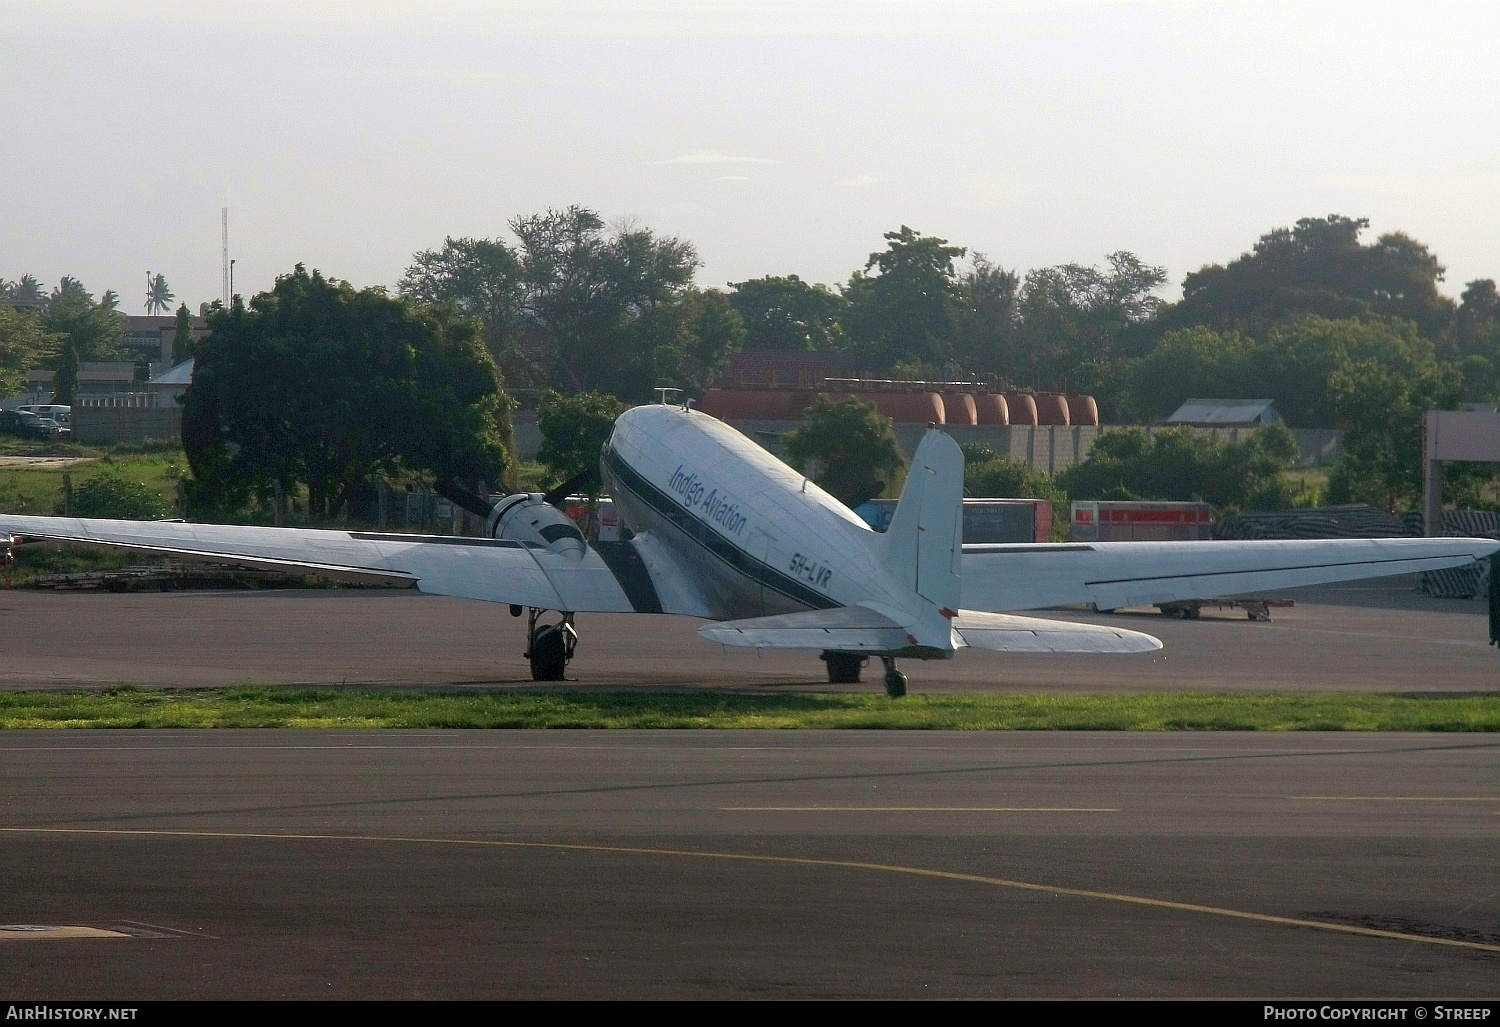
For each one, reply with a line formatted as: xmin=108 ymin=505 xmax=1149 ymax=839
xmin=542 ymin=465 xmax=601 ymax=509
xmin=434 ymin=480 xmax=497 ymax=520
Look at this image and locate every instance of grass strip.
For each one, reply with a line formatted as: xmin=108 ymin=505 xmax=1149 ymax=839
xmin=0 ymin=688 xmax=1498 ymax=730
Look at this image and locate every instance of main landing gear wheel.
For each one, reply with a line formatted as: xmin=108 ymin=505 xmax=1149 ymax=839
xmin=880 ymin=656 xmax=907 ymax=698
xmin=525 ymin=609 xmax=577 ymax=682
xmin=821 ymin=651 xmax=866 ymax=684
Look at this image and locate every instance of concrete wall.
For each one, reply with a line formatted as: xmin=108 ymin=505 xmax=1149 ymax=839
xmin=73 ymin=405 xmax=182 ymax=445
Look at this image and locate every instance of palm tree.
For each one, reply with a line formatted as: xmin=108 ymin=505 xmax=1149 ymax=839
xmin=145 ymin=273 xmax=174 ymax=315
xmin=11 ymin=275 xmax=46 ymax=305
xmin=52 ymin=276 xmax=89 ymax=304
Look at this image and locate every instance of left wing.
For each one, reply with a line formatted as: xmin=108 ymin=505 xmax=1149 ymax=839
xmin=0 ymin=515 xmax=638 ymax=613
xmin=961 ymin=537 xmax=1499 ymax=613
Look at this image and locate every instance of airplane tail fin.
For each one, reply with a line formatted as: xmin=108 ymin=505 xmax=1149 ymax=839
xmin=877 ymin=428 xmax=964 ymax=647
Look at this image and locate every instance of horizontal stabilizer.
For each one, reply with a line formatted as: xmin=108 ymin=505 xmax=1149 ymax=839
xmin=698 ymin=605 xmax=912 ymax=651
xmin=953 ymin=610 xmax=1161 ymax=654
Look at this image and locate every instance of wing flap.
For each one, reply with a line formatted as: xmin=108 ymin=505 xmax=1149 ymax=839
xmin=697 ymin=605 xmax=912 ymax=651
xmin=953 ymin=610 xmax=1161 ymax=654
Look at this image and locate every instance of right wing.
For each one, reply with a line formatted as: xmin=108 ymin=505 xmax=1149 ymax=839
xmin=0 ymin=514 xmax=645 ymax=614
xmin=962 ymin=537 xmax=1500 ymax=613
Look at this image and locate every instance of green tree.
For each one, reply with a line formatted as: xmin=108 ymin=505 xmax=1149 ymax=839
xmin=52 ymin=341 xmax=79 ymax=404
xmin=1059 ymin=425 xmax=1299 ymax=511
xmin=183 ymin=265 xmax=511 ymax=521
xmin=949 ymin=255 xmax=1021 ymax=379
xmin=535 ymin=389 xmax=626 ymax=489
xmin=1325 ymin=358 xmax=1462 ymax=512
xmin=399 ymin=235 xmax=533 ymax=383
xmin=67 ymin=471 xmax=169 ymax=520
xmin=401 ymin=207 xmax=699 ymax=401
xmin=1 ymin=274 xmax=47 ymax=306
xmin=171 ymin=303 xmax=196 ymax=364
xmin=782 ymin=395 xmax=906 ymax=508
xmin=144 ymin=273 xmax=175 ymax=316
xmin=727 ymin=275 xmax=847 ymax=351
xmin=842 ymin=226 xmax=966 ymax=372
xmin=1012 ymin=252 xmax=1166 ymax=407
xmin=0 ymin=304 xmax=61 ymax=397
xmin=960 ymin=442 xmax=1063 ymax=500
xmin=1162 ymin=215 xmax=1455 ymax=338
xmin=40 ymin=277 xmax=126 ymax=363
xmin=1127 ymin=316 xmax=1449 ymax=427
xmin=649 ymin=287 xmax=745 ymax=394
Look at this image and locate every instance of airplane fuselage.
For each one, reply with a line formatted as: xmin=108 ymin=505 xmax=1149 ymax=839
xmin=602 ymin=404 xmax=903 ymax=622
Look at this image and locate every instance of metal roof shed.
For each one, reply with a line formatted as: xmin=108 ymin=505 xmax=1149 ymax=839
xmin=1165 ymin=399 xmax=1281 ymax=427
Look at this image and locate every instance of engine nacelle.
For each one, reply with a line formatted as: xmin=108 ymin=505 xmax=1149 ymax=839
xmin=488 ymin=494 xmax=587 ymax=558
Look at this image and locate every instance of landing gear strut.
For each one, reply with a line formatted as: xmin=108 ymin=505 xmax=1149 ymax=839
xmin=880 ymin=656 xmax=907 ymax=698
xmin=821 ymin=651 xmax=866 ymax=684
xmin=524 ymin=608 xmax=577 ymax=681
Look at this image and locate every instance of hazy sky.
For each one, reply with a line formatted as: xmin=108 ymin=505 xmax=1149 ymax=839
xmin=3 ymin=0 xmax=1497 ymax=314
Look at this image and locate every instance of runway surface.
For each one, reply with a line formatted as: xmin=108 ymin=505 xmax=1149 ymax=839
xmin=1 ymin=730 xmax=1497 ymax=998
xmin=0 ymin=576 xmax=1496 ymax=693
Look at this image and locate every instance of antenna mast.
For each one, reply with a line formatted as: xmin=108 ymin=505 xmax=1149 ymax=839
xmin=221 ymin=207 xmax=229 ymax=307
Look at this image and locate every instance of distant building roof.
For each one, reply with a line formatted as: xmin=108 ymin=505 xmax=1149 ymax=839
xmin=1165 ymin=399 xmax=1280 ymax=427
xmin=147 ymin=358 xmax=194 ymax=386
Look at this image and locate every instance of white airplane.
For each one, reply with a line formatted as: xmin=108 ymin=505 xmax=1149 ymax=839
xmin=2 ymin=401 xmax=1496 ymax=696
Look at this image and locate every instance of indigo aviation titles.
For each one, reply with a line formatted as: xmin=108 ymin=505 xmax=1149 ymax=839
xmin=666 ymin=465 xmax=749 ymax=537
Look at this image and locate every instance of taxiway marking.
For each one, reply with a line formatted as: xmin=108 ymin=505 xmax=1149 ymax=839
xmin=4 ymin=826 xmax=1497 ymax=955
xmin=1290 ymin=796 xmax=1500 ymax=802
xmin=719 ymin=806 xmax=1119 ymax=812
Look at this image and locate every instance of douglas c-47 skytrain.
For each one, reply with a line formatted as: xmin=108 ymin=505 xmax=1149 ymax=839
xmin=3 ymin=401 xmax=1498 ymax=696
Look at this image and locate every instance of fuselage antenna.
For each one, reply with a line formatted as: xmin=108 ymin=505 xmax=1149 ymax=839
xmin=655 ymin=387 xmax=684 ymax=406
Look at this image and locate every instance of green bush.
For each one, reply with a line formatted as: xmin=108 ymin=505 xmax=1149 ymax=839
xmin=66 ymin=471 xmax=170 ymax=520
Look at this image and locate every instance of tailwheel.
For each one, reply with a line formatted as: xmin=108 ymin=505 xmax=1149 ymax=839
xmin=880 ymin=656 xmax=907 ymax=698
xmin=821 ymin=651 xmax=865 ymax=684
xmin=525 ymin=609 xmax=577 ymax=682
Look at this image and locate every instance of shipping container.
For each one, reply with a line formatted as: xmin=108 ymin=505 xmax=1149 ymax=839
xmin=1071 ymin=500 xmax=1212 ymax=542
xmin=857 ymin=497 xmax=1052 ymax=543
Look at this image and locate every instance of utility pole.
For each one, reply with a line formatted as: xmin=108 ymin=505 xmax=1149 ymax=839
xmin=221 ymin=207 xmax=229 ymax=308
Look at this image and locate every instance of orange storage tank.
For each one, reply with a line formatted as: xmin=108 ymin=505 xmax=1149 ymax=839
xmin=1064 ymin=394 xmax=1099 ymax=426
xmin=697 ymin=390 xmax=813 ymax=420
xmin=842 ymin=392 xmax=945 ymax=424
xmin=1034 ymin=394 xmax=1070 ymax=426
xmin=973 ymin=393 xmax=1009 ymax=425
xmin=941 ymin=393 xmax=978 ymax=426
xmin=1004 ymin=393 xmax=1038 ymax=426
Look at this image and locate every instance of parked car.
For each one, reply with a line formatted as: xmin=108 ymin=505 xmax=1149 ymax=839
xmin=15 ymin=404 xmax=70 ymax=427
xmin=0 ymin=410 xmax=65 ymax=438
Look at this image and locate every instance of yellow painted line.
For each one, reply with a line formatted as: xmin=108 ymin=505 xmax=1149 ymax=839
xmin=1290 ymin=796 xmax=1500 ymax=802
xmin=4 ymin=827 xmax=1498 ymax=955
xmin=0 ymin=926 xmax=129 ymax=941
xmin=719 ymin=807 xmax=1120 ymax=813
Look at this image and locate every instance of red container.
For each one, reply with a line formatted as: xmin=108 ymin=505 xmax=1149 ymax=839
xmin=1004 ymin=393 xmax=1038 ymax=426
xmin=941 ymin=393 xmax=978 ymax=426
xmin=842 ymin=392 xmax=946 ymax=424
xmin=973 ymin=393 xmax=1010 ymax=425
xmin=1034 ymin=393 xmax=1071 ymax=426
xmin=1064 ymin=394 xmax=1099 ymax=426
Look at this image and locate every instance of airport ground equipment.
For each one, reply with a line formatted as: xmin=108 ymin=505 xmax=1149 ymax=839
xmin=1154 ymin=597 xmax=1293 ymax=621
xmin=3 ymin=403 xmax=1498 ymax=692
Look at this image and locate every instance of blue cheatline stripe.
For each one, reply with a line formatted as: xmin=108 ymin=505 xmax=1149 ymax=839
xmin=602 ymin=446 xmax=839 ymax=611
